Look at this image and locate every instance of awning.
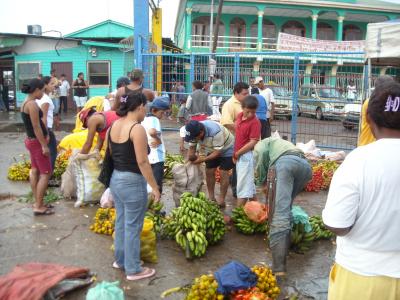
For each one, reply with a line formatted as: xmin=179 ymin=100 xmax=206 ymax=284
xmin=0 ymin=37 xmax=24 ymax=48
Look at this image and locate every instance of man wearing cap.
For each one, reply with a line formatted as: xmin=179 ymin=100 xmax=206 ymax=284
xmin=114 ymin=69 xmax=155 ymax=111
xmin=185 ymin=120 xmax=234 ymax=207
xmin=254 ymin=76 xmax=275 ymax=138
xmin=142 ymin=96 xmax=170 ymax=193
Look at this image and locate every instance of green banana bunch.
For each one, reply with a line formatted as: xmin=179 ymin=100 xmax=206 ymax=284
xmin=164 ymin=153 xmax=185 ymax=179
xmin=232 ymin=207 xmax=268 ymax=235
xmin=145 ymin=198 xmax=165 ymax=234
xmin=291 ymin=223 xmax=315 ymax=253
xmin=309 ymin=215 xmax=334 ymax=240
xmin=204 ymin=199 xmax=226 ymax=245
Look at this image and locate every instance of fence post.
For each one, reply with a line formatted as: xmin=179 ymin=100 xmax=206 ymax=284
xmin=189 ymin=54 xmax=195 ymax=92
xmin=291 ymin=54 xmax=300 ymax=145
xmin=234 ymin=53 xmax=240 ymax=83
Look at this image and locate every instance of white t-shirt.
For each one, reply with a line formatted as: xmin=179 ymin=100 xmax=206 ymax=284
xmin=59 ymin=80 xmax=70 ymax=97
xmin=347 ymin=85 xmax=357 ymax=100
xmin=259 ymin=88 xmax=275 ymax=119
xmin=36 ymin=94 xmax=54 ymax=129
xmin=322 ymin=139 xmax=400 ymax=277
xmin=142 ymin=116 xmax=165 ymax=164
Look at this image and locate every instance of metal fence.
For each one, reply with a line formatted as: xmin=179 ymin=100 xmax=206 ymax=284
xmin=141 ymin=50 xmax=399 ymax=151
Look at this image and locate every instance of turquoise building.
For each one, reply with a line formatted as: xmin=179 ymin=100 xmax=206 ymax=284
xmin=0 ymin=20 xmax=134 ymax=107
xmin=174 ymin=0 xmax=400 ymax=52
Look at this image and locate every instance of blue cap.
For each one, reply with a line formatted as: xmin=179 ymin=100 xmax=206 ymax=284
xmin=184 ymin=120 xmax=202 ymax=142
xmin=150 ymin=96 xmax=170 ymax=110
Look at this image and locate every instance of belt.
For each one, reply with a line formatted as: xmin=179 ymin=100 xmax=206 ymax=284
xmin=283 ymin=151 xmax=305 ymax=159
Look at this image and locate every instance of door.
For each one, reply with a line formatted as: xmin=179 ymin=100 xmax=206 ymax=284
xmin=51 ymin=62 xmax=73 ymax=109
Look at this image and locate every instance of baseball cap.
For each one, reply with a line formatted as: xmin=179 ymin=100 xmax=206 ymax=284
xmin=184 ymin=120 xmax=202 ymax=142
xmin=116 ymin=76 xmax=130 ymax=88
xmin=254 ymin=76 xmax=264 ymax=84
xmin=131 ymin=69 xmax=144 ymax=80
xmin=151 ymin=96 xmax=170 ymax=110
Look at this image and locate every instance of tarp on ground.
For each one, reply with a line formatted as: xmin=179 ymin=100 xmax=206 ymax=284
xmin=365 ymin=19 xmax=400 ymax=67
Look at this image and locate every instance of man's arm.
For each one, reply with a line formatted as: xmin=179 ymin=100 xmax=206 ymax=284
xmin=193 ymin=149 xmax=221 ymax=164
xmin=235 ymin=139 xmax=258 ymax=158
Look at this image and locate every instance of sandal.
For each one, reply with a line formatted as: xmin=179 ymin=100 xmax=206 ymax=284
xmin=126 ymin=267 xmax=155 ymax=281
xmin=217 ymin=202 xmax=226 ymax=209
xmin=112 ymin=260 xmax=144 ymax=269
xmin=33 ymin=207 xmax=55 ymax=216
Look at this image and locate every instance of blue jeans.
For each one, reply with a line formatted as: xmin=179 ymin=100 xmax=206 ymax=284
xmin=151 ymin=162 xmax=164 ymax=194
xmin=269 ymin=155 xmax=312 ymax=247
xmin=110 ymin=170 xmax=148 ymax=275
xmin=52 ymin=98 xmax=60 ymax=115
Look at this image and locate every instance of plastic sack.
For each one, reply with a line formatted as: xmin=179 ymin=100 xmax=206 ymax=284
xmin=100 ymin=188 xmax=114 ymax=208
xmin=86 ymin=281 xmax=124 ymax=300
xmin=271 ymin=130 xmax=280 ymax=139
xmin=73 ymin=152 xmax=105 ymax=207
xmin=243 ymin=201 xmax=268 ymax=224
xmin=140 ymin=218 xmax=158 ymax=263
xmin=291 ymin=205 xmax=312 ymax=233
xmin=172 ymin=163 xmax=204 ymax=207
xmin=74 ymin=96 xmax=105 ymax=133
xmin=61 ymin=161 xmax=76 ymax=199
xmin=214 ymin=261 xmax=257 ymax=295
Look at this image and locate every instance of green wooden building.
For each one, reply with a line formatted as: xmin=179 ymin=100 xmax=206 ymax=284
xmin=0 ymin=20 xmax=134 ymax=107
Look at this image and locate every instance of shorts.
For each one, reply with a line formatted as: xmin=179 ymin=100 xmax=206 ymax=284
xmin=205 ymin=155 xmax=234 ymax=171
xmin=236 ymin=151 xmax=256 ymax=198
xmin=52 ymin=98 xmax=60 ymax=115
xmin=74 ymin=96 xmax=87 ymax=107
xmin=24 ymin=138 xmax=52 ymax=175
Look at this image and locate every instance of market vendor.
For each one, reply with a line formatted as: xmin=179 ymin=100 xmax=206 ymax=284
xmin=185 ymin=120 xmax=234 ymax=208
xmin=254 ymin=137 xmax=312 ymax=277
xmin=79 ymin=108 xmax=120 ymax=154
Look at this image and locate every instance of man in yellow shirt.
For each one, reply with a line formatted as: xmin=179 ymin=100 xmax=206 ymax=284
xmin=220 ymin=82 xmax=250 ymax=133
xmin=358 ymin=75 xmax=394 ymax=146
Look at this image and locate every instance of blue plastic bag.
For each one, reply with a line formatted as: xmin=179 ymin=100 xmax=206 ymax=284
xmin=214 ymin=261 xmax=257 ymax=295
xmin=292 ymin=205 xmax=312 ymax=233
xmin=86 ymin=281 xmax=124 ymax=300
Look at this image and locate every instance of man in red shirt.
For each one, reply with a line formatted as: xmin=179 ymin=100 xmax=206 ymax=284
xmin=234 ymin=95 xmax=261 ymax=206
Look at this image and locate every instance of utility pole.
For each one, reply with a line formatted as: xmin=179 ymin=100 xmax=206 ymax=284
xmin=211 ymin=0 xmax=224 ymax=54
xmin=209 ymin=0 xmax=214 ymax=52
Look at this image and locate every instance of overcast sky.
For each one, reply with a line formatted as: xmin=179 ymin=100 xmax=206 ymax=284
xmin=0 ymin=0 xmax=399 ymax=41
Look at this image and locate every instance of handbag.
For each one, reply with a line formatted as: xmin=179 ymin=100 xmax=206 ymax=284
xmin=98 ymin=127 xmax=114 ymax=188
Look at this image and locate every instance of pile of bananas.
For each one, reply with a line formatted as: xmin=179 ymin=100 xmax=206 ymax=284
xmin=164 ymin=153 xmax=185 ymax=179
xmin=185 ymin=274 xmax=223 ymax=300
xmin=309 ymin=215 xmax=334 ymax=240
xmin=251 ymin=265 xmax=280 ymax=299
xmin=53 ymin=149 xmax=72 ymax=180
xmin=163 ymin=192 xmax=226 ymax=258
xmin=145 ymin=198 xmax=165 ymax=234
xmin=232 ymin=207 xmax=268 ymax=235
xmin=7 ymin=156 xmax=31 ymax=181
xmin=291 ymin=223 xmax=315 ymax=253
xmin=90 ymin=208 xmax=116 ymax=235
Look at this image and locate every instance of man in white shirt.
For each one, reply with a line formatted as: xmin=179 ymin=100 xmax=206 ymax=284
xmin=254 ymin=76 xmax=275 ymax=137
xmin=59 ymin=74 xmax=70 ymax=114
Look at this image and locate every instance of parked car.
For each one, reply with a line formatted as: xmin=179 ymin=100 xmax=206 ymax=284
xmin=269 ymin=86 xmax=298 ymax=120
xmin=298 ymin=85 xmax=346 ymax=120
xmin=341 ymin=101 xmax=362 ymax=130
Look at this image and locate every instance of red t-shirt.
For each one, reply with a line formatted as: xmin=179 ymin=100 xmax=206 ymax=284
xmin=234 ymin=112 xmax=261 ymax=153
xmin=97 ymin=111 xmax=120 ymax=140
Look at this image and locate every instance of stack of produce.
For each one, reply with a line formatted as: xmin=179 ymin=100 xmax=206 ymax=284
xmin=231 ymin=207 xmax=268 ymax=235
xmin=309 ymin=215 xmax=334 ymax=240
xmin=145 ymin=198 xmax=165 ymax=234
xmin=90 ymin=208 xmax=116 ymax=235
xmin=162 ymin=192 xmax=226 ymax=258
xmin=290 ymin=223 xmax=315 ymax=253
xmin=305 ymin=161 xmax=339 ymax=192
xmin=7 ymin=156 xmax=31 ymax=181
xmin=162 ymin=265 xmax=279 ymax=300
xmin=53 ymin=148 xmax=73 ymax=180
xmin=164 ymin=153 xmax=185 ymax=179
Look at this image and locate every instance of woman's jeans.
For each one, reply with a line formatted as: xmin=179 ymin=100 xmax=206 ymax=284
xmin=269 ymin=155 xmax=312 ymax=247
xmin=110 ymin=170 xmax=147 ymax=275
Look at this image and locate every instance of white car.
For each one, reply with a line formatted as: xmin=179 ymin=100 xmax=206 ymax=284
xmin=341 ymin=102 xmax=362 ymax=130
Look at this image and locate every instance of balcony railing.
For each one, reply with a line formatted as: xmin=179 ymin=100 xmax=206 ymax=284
xmin=191 ymin=35 xmax=277 ymax=51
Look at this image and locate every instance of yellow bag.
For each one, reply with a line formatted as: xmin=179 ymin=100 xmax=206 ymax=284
xmin=73 ymin=96 xmax=105 ymax=133
xmin=140 ymin=218 xmax=158 ymax=263
xmin=59 ymin=130 xmax=98 ymax=152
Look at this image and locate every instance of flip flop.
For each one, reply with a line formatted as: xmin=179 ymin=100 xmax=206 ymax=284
xmin=218 ymin=202 xmax=226 ymax=209
xmin=112 ymin=261 xmax=144 ymax=269
xmin=45 ymin=204 xmax=55 ymax=209
xmin=126 ymin=267 xmax=155 ymax=281
xmin=33 ymin=208 xmax=55 ymax=216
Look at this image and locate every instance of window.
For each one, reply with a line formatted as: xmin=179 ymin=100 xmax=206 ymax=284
xmin=87 ymin=61 xmax=110 ymax=85
xmin=317 ymin=23 xmax=335 ymax=40
xmin=282 ymin=21 xmax=306 ymax=37
xmin=17 ymin=62 xmax=40 ymax=89
xmin=343 ymin=24 xmax=362 ymax=41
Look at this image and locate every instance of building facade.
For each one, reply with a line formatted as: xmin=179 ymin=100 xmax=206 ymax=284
xmin=174 ymin=0 xmax=400 ymax=52
xmin=0 ymin=20 xmax=134 ymax=107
